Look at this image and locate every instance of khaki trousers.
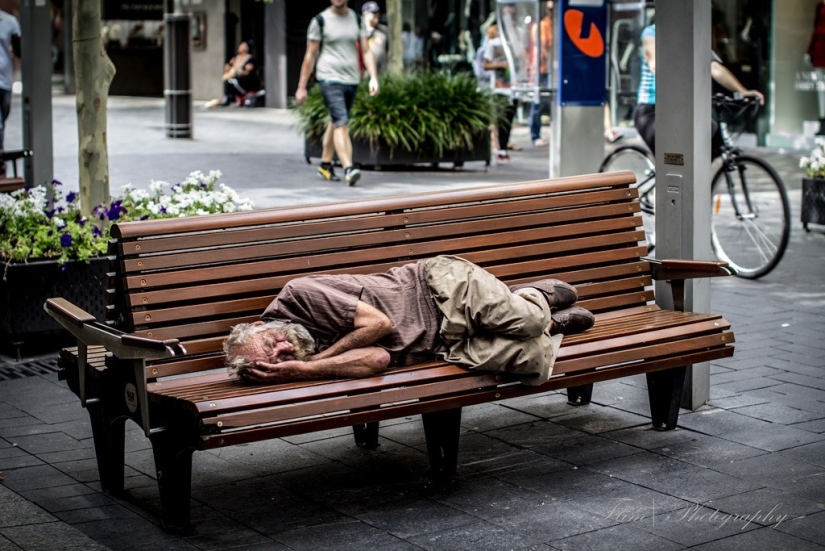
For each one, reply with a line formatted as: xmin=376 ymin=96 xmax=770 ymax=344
xmin=423 ymin=256 xmax=563 ymax=386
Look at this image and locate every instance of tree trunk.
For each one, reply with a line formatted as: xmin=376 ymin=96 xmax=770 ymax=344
xmin=73 ymin=0 xmax=116 ymax=217
xmin=386 ymin=0 xmax=403 ymax=76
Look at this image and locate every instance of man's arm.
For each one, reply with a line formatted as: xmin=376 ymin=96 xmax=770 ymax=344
xmin=360 ymin=36 xmax=380 ymax=95
xmin=243 ymin=346 xmax=390 ymax=383
xmin=295 ymin=40 xmax=320 ymax=105
xmin=642 ymin=35 xmax=655 ymax=74
xmin=711 ymin=61 xmax=764 ymax=104
xmin=311 ymin=300 xmax=392 ymax=361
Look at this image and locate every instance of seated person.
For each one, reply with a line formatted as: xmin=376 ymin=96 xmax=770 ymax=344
xmin=220 ymin=40 xmax=261 ymax=106
xmin=224 ymin=255 xmax=594 ymax=386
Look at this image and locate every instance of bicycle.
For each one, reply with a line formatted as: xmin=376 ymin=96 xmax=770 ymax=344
xmin=599 ymin=94 xmax=791 ymax=279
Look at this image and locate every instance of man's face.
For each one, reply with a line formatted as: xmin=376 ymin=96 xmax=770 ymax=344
xmin=364 ymin=11 xmax=379 ymax=26
xmin=242 ymin=324 xmax=296 ymax=365
xmin=330 ymin=0 xmax=347 ymax=9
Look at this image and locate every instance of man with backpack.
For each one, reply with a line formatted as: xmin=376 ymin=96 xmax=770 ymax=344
xmin=295 ymin=0 xmax=380 ymax=186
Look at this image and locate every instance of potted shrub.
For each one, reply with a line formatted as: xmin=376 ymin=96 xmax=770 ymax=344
xmin=0 ymin=170 xmax=253 ymax=357
xmin=800 ymin=139 xmax=825 ymax=231
xmin=298 ymin=72 xmax=496 ymax=168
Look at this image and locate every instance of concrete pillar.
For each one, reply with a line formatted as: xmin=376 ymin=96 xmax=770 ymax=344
xmin=655 ymin=1 xmax=712 ymax=410
xmin=264 ymin=0 xmax=287 ymax=108
xmin=20 ymin=0 xmax=53 ymax=188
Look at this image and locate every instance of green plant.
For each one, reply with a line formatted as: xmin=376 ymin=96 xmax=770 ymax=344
xmin=0 ymin=171 xmax=253 ymax=267
xmin=296 ymin=72 xmax=498 ymax=156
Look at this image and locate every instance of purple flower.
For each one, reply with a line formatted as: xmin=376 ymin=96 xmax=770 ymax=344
xmin=159 ymin=206 xmax=167 ymax=214
xmin=60 ymin=233 xmax=73 ymax=248
xmin=105 ymin=200 xmax=127 ymax=221
xmin=92 ymin=225 xmax=103 ymax=238
xmin=52 ymin=179 xmax=62 ymax=186
xmin=45 ymin=209 xmax=56 ymax=219
xmin=66 ymin=191 xmax=77 ymax=203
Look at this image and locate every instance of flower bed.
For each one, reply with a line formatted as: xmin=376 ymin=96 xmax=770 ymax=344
xmin=0 ymin=170 xmax=254 ymax=356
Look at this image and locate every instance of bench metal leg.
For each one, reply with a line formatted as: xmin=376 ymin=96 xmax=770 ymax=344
xmin=150 ymin=431 xmax=195 ymax=534
xmin=87 ymin=401 xmax=128 ymax=494
xmin=352 ymin=422 xmax=380 ymax=449
xmin=567 ymin=384 xmax=594 ymax=406
xmin=646 ymin=366 xmax=687 ymax=431
xmin=422 ymin=408 xmax=462 ymax=484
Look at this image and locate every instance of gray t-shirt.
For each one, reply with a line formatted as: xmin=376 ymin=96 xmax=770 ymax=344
xmin=307 ymin=8 xmax=368 ymax=85
xmin=0 ymin=11 xmax=20 ymax=91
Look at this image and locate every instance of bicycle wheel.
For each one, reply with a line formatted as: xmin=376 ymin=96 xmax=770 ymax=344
xmin=710 ymin=155 xmax=791 ymax=279
xmin=599 ymin=145 xmax=656 ymax=251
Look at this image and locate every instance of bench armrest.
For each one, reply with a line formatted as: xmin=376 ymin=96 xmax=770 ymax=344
xmin=645 ymin=258 xmax=736 ymax=312
xmin=44 ymin=298 xmax=186 ymax=436
xmin=647 ymin=258 xmax=736 ymax=281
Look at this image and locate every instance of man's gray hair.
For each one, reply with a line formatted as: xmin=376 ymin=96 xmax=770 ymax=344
xmin=224 ymin=320 xmax=316 ymax=375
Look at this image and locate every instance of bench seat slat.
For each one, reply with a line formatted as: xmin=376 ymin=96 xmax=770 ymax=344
xmin=149 ymin=314 xmax=730 ymax=414
xmin=203 ymin=338 xmax=733 ymax=438
xmin=198 ymin=346 xmax=733 ymax=449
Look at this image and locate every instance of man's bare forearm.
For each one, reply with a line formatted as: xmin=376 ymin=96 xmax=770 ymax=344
xmin=244 ymin=347 xmax=390 ymax=383
xmin=311 ymin=324 xmax=390 ymax=361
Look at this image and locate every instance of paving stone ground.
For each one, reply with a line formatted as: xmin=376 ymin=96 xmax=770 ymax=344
xmin=0 ymin=93 xmax=823 ymax=550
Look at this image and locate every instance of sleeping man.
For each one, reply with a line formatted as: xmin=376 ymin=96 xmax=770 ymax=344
xmin=224 ymin=255 xmax=594 ymax=386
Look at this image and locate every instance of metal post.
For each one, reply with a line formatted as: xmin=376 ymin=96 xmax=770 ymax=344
xmin=63 ymin=0 xmax=75 ymax=94
xmin=164 ymin=3 xmax=192 ymax=138
xmin=264 ymin=0 xmax=287 ymax=108
xmin=20 ymin=0 xmax=54 ymax=187
xmin=656 ymin=1 xmax=712 ymax=410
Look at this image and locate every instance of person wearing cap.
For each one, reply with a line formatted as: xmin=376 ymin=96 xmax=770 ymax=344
xmin=295 ymin=0 xmax=380 ymax=186
xmin=362 ymin=1 xmax=388 ymax=75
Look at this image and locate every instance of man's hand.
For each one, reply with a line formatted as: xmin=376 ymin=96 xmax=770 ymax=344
xmin=369 ymin=77 xmax=379 ymax=96
xmin=743 ymin=89 xmax=765 ymax=105
xmin=242 ymin=359 xmax=303 ymax=383
xmin=295 ymin=87 xmax=308 ymax=105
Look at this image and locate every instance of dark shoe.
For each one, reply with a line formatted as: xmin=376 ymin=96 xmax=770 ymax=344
xmin=510 ymin=279 xmax=578 ymax=311
xmin=318 ymin=163 xmax=340 ymax=181
xmin=551 ymin=306 xmax=595 ymax=336
xmin=345 ymin=166 xmax=361 ymax=186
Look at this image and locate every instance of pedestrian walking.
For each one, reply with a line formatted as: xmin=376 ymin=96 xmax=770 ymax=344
xmin=0 ymin=8 xmax=20 ymax=176
xmin=295 ymin=0 xmax=380 ymax=186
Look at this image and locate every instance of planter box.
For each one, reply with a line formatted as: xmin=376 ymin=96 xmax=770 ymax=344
xmin=802 ymin=178 xmax=825 ymax=231
xmin=304 ymin=134 xmax=490 ymax=169
xmin=1 ymin=257 xmax=109 ymax=357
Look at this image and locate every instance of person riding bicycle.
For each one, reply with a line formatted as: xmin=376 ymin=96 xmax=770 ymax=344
xmin=633 ymin=23 xmax=764 ymax=158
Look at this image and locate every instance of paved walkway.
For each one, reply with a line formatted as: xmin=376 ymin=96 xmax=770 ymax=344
xmin=1 ymin=95 xmax=823 ymax=550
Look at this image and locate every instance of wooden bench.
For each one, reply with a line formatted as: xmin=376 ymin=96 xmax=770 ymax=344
xmin=46 ymin=171 xmax=735 ymax=532
xmin=0 ymin=149 xmax=32 ymax=193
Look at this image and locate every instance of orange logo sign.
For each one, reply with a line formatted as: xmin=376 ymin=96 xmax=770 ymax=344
xmin=563 ymin=9 xmax=604 ymax=58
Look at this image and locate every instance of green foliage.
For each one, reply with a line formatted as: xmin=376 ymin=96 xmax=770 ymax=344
xmin=0 ymin=171 xmax=253 ymax=266
xmin=295 ymin=72 xmax=497 ymax=156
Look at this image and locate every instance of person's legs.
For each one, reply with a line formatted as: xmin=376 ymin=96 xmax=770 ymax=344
xmin=332 ymin=125 xmax=353 ymax=168
xmin=321 ymin=122 xmax=335 ymax=163
xmin=0 ymin=88 xmax=10 ymax=154
xmin=424 ymin=256 xmax=551 ymax=341
xmin=633 ymin=104 xmax=656 ymax=155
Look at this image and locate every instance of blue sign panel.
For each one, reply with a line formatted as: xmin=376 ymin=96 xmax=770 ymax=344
xmin=557 ymin=0 xmax=608 ymax=106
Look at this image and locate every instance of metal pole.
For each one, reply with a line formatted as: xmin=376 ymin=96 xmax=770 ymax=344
xmin=164 ymin=3 xmax=192 ymax=138
xmin=264 ymin=0 xmax=287 ymax=108
xmin=20 ymin=0 xmax=54 ymax=188
xmin=656 ymin=1 xmax=712 ymax=410
xmin=63 ymin=0 xmax=75 ymax=94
